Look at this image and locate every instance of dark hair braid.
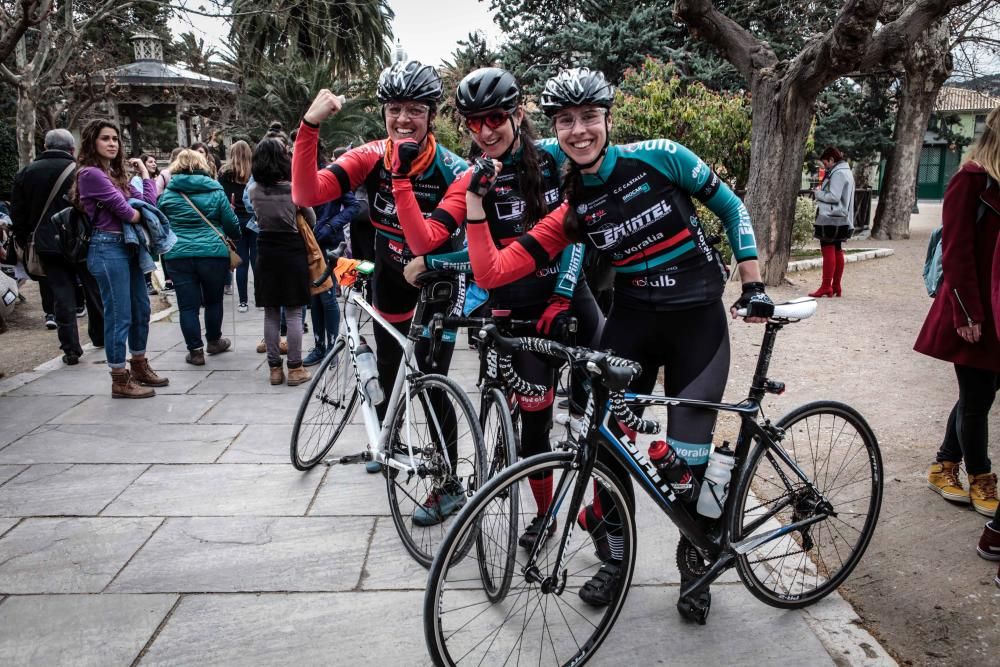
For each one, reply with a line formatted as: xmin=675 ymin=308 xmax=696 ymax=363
xmin=515 ymin=119 xmax=548 ymax=229
xmin=559 ymin=161 xmax=586 ymax=242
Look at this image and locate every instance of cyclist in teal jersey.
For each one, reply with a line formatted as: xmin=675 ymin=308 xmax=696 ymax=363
xmin=400 ymin=68 xmax=604 ymax=549
xmin=465 ymin=67 xmax=774 ymax=621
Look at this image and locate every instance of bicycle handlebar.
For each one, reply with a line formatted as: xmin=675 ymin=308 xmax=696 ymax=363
xmin=313 ymin=241 xmax=349 ymax=288
xmin=478 ymin=325 xmax=661 ymax=434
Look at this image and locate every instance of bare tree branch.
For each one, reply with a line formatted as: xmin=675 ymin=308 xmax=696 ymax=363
xmin=672 ymin=0 xmax=774 ymax=81
xmin=0 ymin=0 xmax=53 ymax=64
xmin=859 ymin=0 xmax=975 ymax=71
xmin=789 ymin=0 xmax=883 ymax=98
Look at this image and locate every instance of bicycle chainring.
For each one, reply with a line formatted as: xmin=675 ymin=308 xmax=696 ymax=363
xmin=676 ymin=535 xmax=711 ymax=580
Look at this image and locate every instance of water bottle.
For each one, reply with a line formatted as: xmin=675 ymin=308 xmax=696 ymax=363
xmin=354 ymin=342 xmax=384 ymax=406
xmin=696 ymin=443 xmax=736 ymax=519
xmin=648 ymin=440 xmax=699 ymax=502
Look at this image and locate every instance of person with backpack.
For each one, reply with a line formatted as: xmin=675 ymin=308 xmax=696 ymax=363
xmin=10 ymin=129 xmax=103 ymax=364
xmin=916 ymin=107 xmax=1000 ymax=582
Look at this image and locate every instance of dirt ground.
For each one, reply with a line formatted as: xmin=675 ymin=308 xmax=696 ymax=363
xmin=0 ymin=279 xmax=170 ymax=378
xmin=721 ymin=202 xmax=999 ymax=666
xmin=0 ymin=204 xmax=997 ymax=664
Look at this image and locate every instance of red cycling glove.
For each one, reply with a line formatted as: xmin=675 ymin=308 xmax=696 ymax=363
xmin=536 ymin=295 xmax=571 ymax=335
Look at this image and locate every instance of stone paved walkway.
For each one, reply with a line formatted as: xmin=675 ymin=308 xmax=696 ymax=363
xmin=0 ymin=290 xmax=896 ymax=665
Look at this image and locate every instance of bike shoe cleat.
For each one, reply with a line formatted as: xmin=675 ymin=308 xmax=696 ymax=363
xmin=578 ymin=561 xmax=623 ymax=607
xmin=413 ymin=488 xmax=466 ymax=527
xmin=577 ymin=504 xmax=613 ymax=562
xmin=518 ymin=515 xmax=557 ymax=551
xmin=676 ymin=588 xmax=712 ymax=625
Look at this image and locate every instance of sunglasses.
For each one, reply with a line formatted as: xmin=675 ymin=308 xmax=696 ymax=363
xmin=465 ymin=111 xmax=511 ymax=134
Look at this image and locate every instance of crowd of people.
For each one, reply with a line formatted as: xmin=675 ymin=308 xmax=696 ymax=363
xmin=2 ymin=60 xmax=997 ymax=597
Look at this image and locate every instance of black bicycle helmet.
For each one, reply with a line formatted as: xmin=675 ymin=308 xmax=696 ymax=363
xmin=376 ymin=60 xmax=443 ymax=105
xmin=455 ymin=68 xmax=520 ymax=115
xmin=539 ymin=67 xmax=615 ymax=117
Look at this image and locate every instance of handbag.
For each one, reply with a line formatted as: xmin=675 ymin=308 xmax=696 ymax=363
xmin=296 ymin=212 xmax=334 ymax=295
xmin=25 ymin=162 xmax=77 ymax=277
xmin=180 ymin=193 xmax=242 ymax=271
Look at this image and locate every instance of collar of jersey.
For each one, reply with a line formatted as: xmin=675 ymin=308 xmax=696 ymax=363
xmin=500 ymin=145 xmax=523 ymax=168
xmin=581 ymin=144 xmax=618 ymax=187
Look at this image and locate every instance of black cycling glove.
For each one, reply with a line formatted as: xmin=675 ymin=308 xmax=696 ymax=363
xmin=732 ymin=282 xmax=774 ymax=319
xmin=467 ymin=158 xmax=497 ymax=197
xmin=391 ymin=138 xmax=421 ymax=178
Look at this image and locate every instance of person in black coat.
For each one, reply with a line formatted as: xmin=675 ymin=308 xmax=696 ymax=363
xmin=10 ymin=129 xmax=103 ymax=364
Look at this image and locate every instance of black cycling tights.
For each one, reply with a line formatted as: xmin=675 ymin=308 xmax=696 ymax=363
xmin=592 ymin=300 xmax=731 ymax=552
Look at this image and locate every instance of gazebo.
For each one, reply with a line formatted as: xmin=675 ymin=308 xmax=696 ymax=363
xmin=90 ymin=33 xmax=238 ymax=156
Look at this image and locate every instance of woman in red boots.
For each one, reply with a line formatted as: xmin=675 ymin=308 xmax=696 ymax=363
xmin=810 ymin=146 xmax=855 ymax=297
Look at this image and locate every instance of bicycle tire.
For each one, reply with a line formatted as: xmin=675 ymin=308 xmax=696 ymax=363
xmin=424 ymin=452 xmax=637 ymax=667
xmin=290 ymin=338 xmax=359 ymax=470
xmin=385 ymin=373 xmax=486 ymax=568
xmin=730 ymin=400 xmax=883 ymax=609
xmin=476 ymin=388 xmax=519 ymax=601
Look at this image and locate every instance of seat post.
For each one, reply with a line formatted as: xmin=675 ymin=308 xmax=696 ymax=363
xmin=749 ymin=322 xmax=783 ymax=401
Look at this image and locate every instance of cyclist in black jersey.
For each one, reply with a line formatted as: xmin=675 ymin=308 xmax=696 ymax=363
xmin=464 ymin=67 xmax=774 ymax=622
xmin=400 ymin=68 xmax=603 ymax=549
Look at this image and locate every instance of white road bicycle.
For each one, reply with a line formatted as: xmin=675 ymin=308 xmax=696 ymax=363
xmin=290 ymin=244 xmax=486 ymax=567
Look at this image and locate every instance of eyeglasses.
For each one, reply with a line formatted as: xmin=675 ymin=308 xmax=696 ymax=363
xmin=385 ymin=103 xmax=430 ymax=119
xmin=464 ymin=111 xmax=510 ymax=134
xmin=553 ymin=108 xmax=607 ymax=131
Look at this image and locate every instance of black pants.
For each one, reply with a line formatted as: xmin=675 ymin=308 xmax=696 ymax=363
xmin=39 ymin=254 xmax=103 ymax=355
xmin=937 ymin=363 xmax=999 ymax=475
xmin=37 ymin=275 xmax=54 ymax=315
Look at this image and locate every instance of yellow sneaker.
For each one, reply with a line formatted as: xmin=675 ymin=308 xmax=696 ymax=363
xmin=927 ymin=461 xmax=969 ymax=504
xmin=968 ymin=472 xmax=998 ymax=517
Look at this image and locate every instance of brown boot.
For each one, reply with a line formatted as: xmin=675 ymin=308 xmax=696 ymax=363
xmin=129 ymin=356 xmax=169 ymax=387
xmin=110 ymin=368 xmax=155 ymax=399
xmin=269 ymin=363 xmax=285 ymax=386
xmin=969 ymin=472 xmax=999 ymax=517
xmin=286 ymin=365 xmax=311 ymax=386
xmin=206 ymin=338 xmax=231 ymax=355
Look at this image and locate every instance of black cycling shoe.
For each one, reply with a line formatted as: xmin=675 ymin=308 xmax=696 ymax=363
xmin=676 ymin=587 xmax=712 ymax=625
xmin=578 ymin=561 xmax=623 ymax=607
xmin=576 ymin=504 xmax=613 ymax=562
xmin=518 ymin=515 xmax=556 ymax=550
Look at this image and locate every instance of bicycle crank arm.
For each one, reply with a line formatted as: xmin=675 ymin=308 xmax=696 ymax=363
xmin=679 ymin=550 xmax=735 ymax=600
xmin=324 ymin=452 xmax=369 ymax=466
xmin=731 ymin=514 xmax=828 ymax=555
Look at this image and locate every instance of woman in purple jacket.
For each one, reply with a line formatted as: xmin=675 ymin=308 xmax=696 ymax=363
xmin=76 ymin=119 xmax=169 ymax=398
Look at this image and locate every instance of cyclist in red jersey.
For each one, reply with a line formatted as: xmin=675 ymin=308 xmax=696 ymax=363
xmin=464 ymin=68 xmax=774 ymax=622
xmin=400 ymin=68 xmax=604 ymax=549
xmin=292 ymin=61 xmax=470 ymax=524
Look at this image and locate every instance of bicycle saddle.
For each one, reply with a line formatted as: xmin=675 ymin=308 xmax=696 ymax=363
xmin=736 ymin=296 xmax=817 ymax=321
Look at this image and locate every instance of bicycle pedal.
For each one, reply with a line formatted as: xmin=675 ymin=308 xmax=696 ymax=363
xmin=676 ymin=590 xmax=711 ymax=625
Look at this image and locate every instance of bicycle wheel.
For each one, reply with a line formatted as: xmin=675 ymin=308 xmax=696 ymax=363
xmin=477 ymin=388 xmax=519 ymax=601
xmin=730 ymin=400 xmax=883 ymax=608
xmin=425 ymin=452 xmax=637 ymax=667
xmin=289 ymin=338 xmax=359 ymax=470
xmin=385 ymin=373 xmax=486 ymax=567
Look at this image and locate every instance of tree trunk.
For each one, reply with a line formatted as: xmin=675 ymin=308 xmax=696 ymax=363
xmin=16 ymin=84 xmax=38 ymax=168
xmin=871 ymin=19 xmax=951 ymax=240
xmin=744 ymin=73 xmax=816 ymax=285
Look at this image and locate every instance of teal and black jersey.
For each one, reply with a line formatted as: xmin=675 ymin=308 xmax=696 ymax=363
xmin=535 ymin=139 xmax=757 ymax=310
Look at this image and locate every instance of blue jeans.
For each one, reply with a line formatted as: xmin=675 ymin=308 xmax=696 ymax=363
xmin=166 ymin=256 xmax=229 ymax=351
xmin=235 ymin=225 xmax=257 ymax=304
xmin=87 ymin=231 xmax=150 ymax=368
xmin=310 ymin=286 xmax=341 ymax=350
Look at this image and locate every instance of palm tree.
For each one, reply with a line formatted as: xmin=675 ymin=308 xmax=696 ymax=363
xmin=174 ymin=32 xmax=219 ymax=76
xmin=230 ymin=0 xmax=393 ymax=79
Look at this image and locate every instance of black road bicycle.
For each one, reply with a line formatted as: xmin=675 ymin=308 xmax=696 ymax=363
xmin=423 ymin=297 xmax=883 ymax=666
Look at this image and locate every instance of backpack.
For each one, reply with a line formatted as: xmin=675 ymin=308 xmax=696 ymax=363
xmin=923 ymin=174 xmax=996 ymax=297
xmin=46 ymin=206 xmax=93 ymax=264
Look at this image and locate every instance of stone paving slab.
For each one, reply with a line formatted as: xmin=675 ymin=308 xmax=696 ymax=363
xmin=51 ymin=394 xmax=221 ymax=425
xmin=199 ymin=393 xmax=308 ymax=425
xmin=188 ymin=369 xmax=305 ymax=395
xmin=10 ymin=368 xmax=212 ymax=397
xmin=0 ymin=424 xmax=240 ymax=464
xmin=0 ymin=517 xmax=161 ymax=593
xmin=109 ymin=516 xmax=372 ymax=593
xmin=0 ymin=464 xmax=148 ymax=517
xmin=139 ymin=592 xmax=426 ymax=666
xmin=0 ymin=465 xmax=26 ymax=486
xmin=0 ymin=395 xmax=86 ymax=447
xmin=149 ymin=347 xmax=266 ymax=371
xmin=217 ymin=424 xmax=309 ymax=463
xmin=0 ymin=594 xmax=177 ymax=667
xmin=104 ymin=464 xmax=323 ymax=516
xmin=307 ymin=462 xmax=392 ymax=517
xmin=360 ymin=516 xmax=428 ymax=589
xmin=0 ymin=518 xmax=18 ymax=536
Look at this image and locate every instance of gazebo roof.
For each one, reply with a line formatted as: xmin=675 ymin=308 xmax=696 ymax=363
xmin=91 ymin=32 xmax=237 ymax=95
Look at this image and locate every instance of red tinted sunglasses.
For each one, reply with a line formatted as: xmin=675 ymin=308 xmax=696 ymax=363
xmin=465 ymin=111 xmax=510 ymax=133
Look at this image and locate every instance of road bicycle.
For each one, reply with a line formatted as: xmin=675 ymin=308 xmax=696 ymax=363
xmin=423 ymin=297 xmax=883 ymax=665
xmin=290 ymin=245 xmax=486 ymax=567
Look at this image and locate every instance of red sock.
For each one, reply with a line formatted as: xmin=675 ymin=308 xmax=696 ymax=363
xmin=591 ymin=480 xmax=604 ymax=519
xmin=529 ymin=474 xmax=553 ymax=516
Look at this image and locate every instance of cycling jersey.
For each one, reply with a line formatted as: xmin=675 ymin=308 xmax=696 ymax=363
xmin=468 ymin=139 xmax=758 ymax=311
xmin=410 ymin=144 xmax=583 ymax=308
